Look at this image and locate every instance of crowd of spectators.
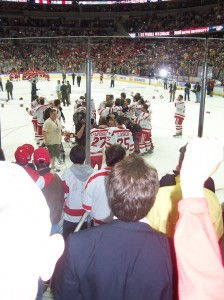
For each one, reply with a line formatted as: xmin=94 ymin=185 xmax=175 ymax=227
xmin=0 ymin=37 xmax=223 ymax=80
xmin=124 ymin=1 xmax=224 ymax=33
xmin=0 ymin=1 xmax=223 ymax=39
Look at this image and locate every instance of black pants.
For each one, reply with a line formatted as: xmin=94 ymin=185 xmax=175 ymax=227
xmin=7 ymin=91 xmax=13 ymax=100
xmin=111 ymin=80 xmax=114 ymax=87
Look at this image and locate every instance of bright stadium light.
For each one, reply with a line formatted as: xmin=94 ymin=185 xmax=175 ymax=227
xmin=160 ymin=69 xmax=167 ymax=77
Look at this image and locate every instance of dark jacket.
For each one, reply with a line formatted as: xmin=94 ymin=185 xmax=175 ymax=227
xmin=41 ymin=172 xmax=64 ymax=225
xmin=53 ymin=219 xmax=173 ymax=300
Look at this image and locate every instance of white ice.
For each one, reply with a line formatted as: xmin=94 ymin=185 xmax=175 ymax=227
xmin=0 ymin=76 xmax=224 ymax=203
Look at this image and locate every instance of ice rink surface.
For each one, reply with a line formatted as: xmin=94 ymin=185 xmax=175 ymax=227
xmin=1 ymin=76 xmax=224 ymax=203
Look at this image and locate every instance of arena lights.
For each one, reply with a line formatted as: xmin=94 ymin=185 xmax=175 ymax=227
xmin=160 ymin=69 xmax=167 ymax=77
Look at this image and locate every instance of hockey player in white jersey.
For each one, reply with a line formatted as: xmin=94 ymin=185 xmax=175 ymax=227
xmin=26 ymin=97 xmax=50 ymax=145
xmin=173 ymin=95 xmax=185 ymax=137
xmin=105 ymin=116 xmax=134 ymax=155
xmin=90 ymin=117 xmax=108 ymax=170
xmin=136 ymin=103 xmax=154 ymax=155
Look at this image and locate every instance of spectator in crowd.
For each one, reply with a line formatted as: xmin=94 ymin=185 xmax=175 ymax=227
xmin=61 ymin=145 xmax=93 ymax=240
xmin=83 ymin=144 xmax=126 ymax=226
xmin=43 ymin=108 xmax=62 ymax=172
xmin=33 ymin=147 xmax=64 ymax=300
xmin=34 ymin=147 xmax=64 ymax=234
xmin=5 ymin=79 xmax=13 ymax=101
xmin=0 ymin=161 xmax=64 ymax=300
xmin=173 ymin=95 xmax=185 ymax=138
xmin=174 ymin=138 xmax=224 ymax=300
xmin=147 ymin=143 xmax=223 ymax=240
xmin=53 ymin=154 xmax=173 ymax=300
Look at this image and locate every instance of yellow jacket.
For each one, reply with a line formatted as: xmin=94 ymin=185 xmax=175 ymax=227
xmin=147 ymin=175 xmax=223 ymax=240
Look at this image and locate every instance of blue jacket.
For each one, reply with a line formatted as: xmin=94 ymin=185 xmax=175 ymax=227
xmin=54 ymin=219 xmax=173 ymax=300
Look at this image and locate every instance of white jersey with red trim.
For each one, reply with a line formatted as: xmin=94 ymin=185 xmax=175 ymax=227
xmin=112 ymin=105 xmax=123 ymax=116
xmin=35 ymin=104 xmax=50 ymax=125
xmin=97 ymin=100 xmax=106 ymax=114
xmin=130 ymin=103 xmax=142 ymax=118
xmin=98 ymin=107 xmax=113 ymax=117
xmin=62 ymin=165 xmax=93 ymax=223
xmin=105 ymin=126 xmax=134 ymax=154
xmin=83 ymin=167 xmax=113 ymax=225
xmin=90 ymin=127 xmax=108 ymax=156
xmin=175 ymin=100 xmax=185 ymax=119
xmin=136 ymin=110 xmax=152 ymax=130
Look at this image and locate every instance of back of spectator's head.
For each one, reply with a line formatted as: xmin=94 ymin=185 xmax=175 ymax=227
xmin=69 ymin=145 xmax=85 ymax=165
xmin=0 ymin=161 xmax=64 ymax=299
xmin=34 ymin=148 xmax=51 ymax=169
xmin=107 ymin=155 xmax=159 ymax=222
xmin=15 ymin=146 xmax=31 ymax=166
xmin=105 ymin=144 xmax=126 ymax=167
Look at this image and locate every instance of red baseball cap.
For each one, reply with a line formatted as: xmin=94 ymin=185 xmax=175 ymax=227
xmin=34 ymin=148 xmax=51 ymax=165
xmin=15 ymin=146 xmax=31 ymax=165
xmin=22 ymin=144 xmax=35 ymax=156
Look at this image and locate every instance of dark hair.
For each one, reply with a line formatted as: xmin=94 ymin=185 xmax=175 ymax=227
xmin=54 ymin=99 xmax=61 ymax=106
xmin=115 ymin=98 xmax=121 ymax=106
xmin=116 ymin=115 xmax=124 ymax=125
xmin=98 ymin=117 xmax=108 ymax=126
xmin=105 ymin=144 xmax=126 ymax=167
xmin=70 ymin=145 xmax=85 ymax=164
xmin=107 ymin=155 xmax=159 ymax=222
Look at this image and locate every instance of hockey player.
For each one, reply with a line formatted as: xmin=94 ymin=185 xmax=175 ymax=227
xmin=26 ymin=95 xmax=39 ymax=144
xmin=99 ymin=71 xmax=103 ymax=84
xmin=27 ymin=97 xmax=50 ymax=145
xmin=136 ymin=103 xmax=154 ymax=155
xmin=173 ymin=95 xmax=185 ymax=137
xmin=105 ymin=116 xmax=134 ymax=155
xmin=90 ymin=117 xmax=108 ymax=170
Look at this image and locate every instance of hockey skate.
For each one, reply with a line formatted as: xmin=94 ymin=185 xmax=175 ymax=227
xmin=173 ymin=131 xmax=182 ymax=138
